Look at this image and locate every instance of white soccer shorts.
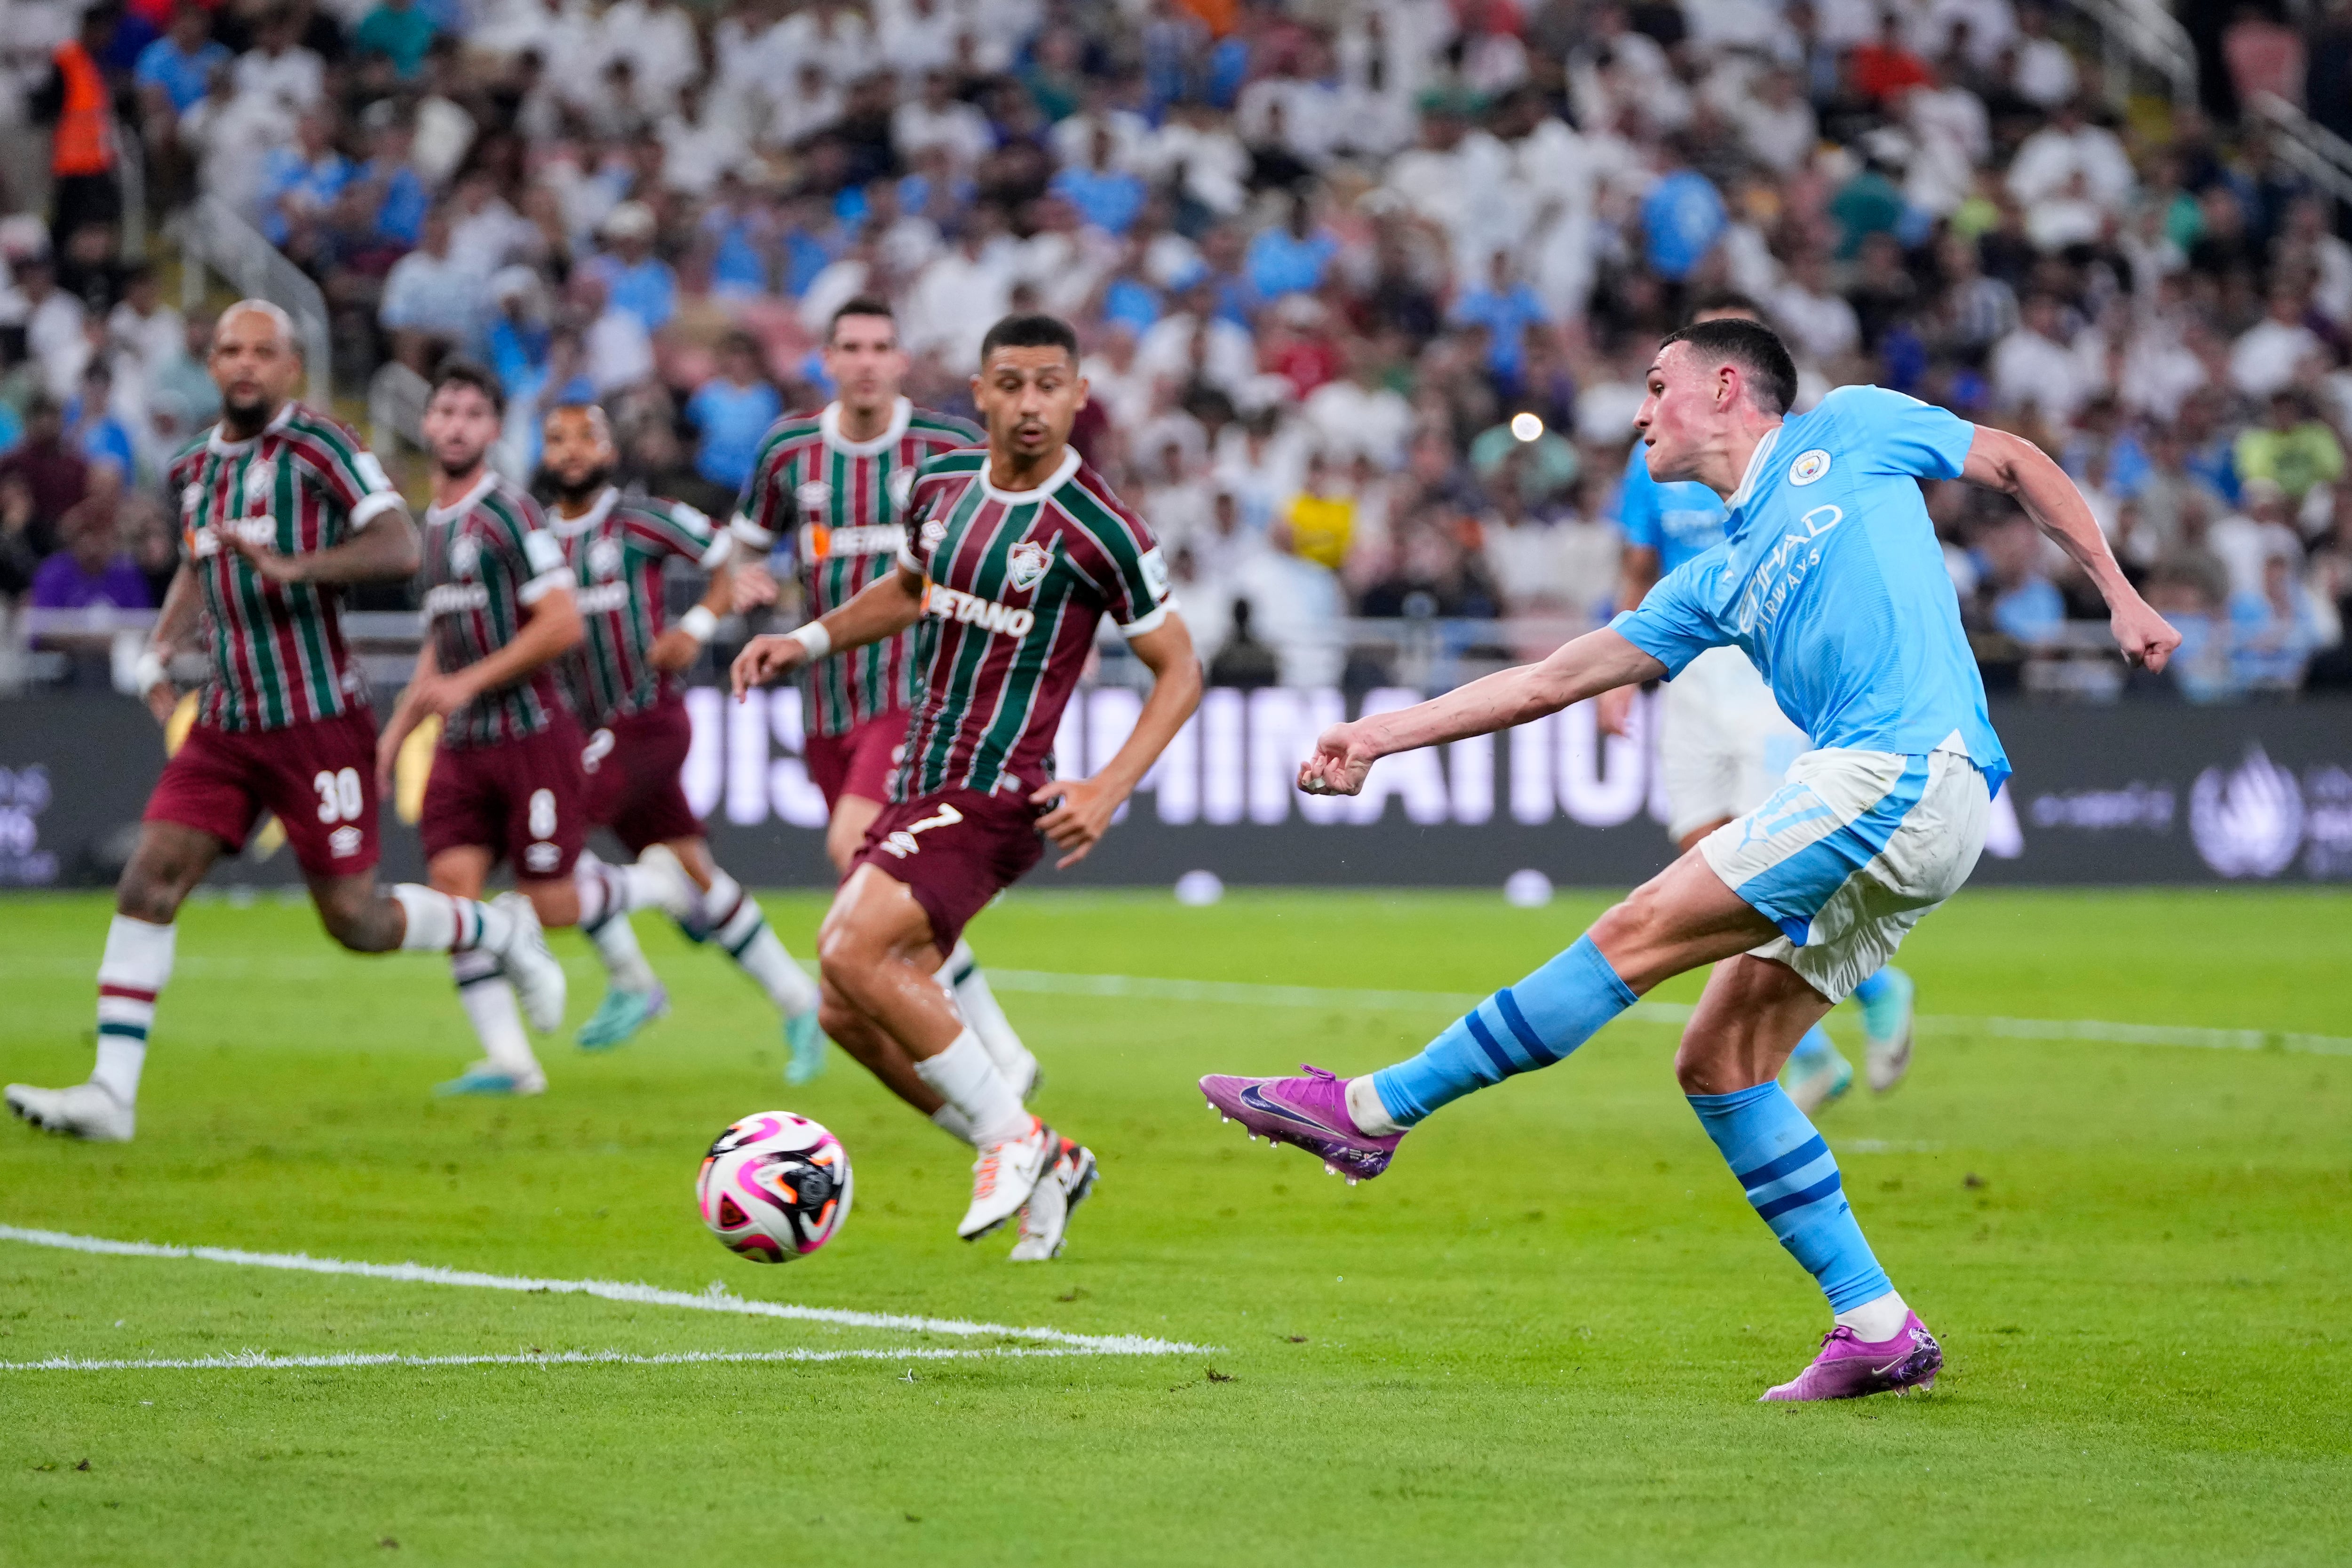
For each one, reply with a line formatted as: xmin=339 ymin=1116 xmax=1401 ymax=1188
xmin=1658 ymin=646 xmax=1812 ymax=843
xmin=1700 ymin=745 xmax=1992 ymax=1003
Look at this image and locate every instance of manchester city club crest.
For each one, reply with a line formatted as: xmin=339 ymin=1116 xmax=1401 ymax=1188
xmin=588 ymin=537 xmax=624 ymax=578
xmin=1788 ymin=449 xmax=1833 ymax=486
xmin=1006 ymin=539 xmax=1052 ymax=593
xmin=449 ymin=535 xmax=480 ymax=578
xmin=797 ymin=479 xmax=833 ymax=516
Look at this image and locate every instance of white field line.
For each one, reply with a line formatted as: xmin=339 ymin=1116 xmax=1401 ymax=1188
xmin=0 ymin=1225 xmax=1208 ymax=1357
xmin=0 ymin=1346 xmax=1114 ymax=1374
xmin=983 ymin=970 xmax=2352 ymax=1057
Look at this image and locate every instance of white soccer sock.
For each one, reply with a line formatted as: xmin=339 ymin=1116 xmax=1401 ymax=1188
xmin=942 ymin=939 xmax=1037 ymax=1087
xmin=91 ymin=915 xmax=174 ymax=1106
xmin=452 ymin=949 xmax=537 ymax=1073
xmin=1344 ymin=1076 xmax=1404 ymax=1137
xmin=912 ymin=1029 xmax=1030 ymax=1147
xmin=699 ymin=868 xmax=819 ymax=1016
xmin=393 ymin=884 xmax=513 ymax=954
xmin=929 ymin=1104 xmax=978 ymax=1146
xmin=1834 ymin=1289 xmax=1912 ymax=1343
xmin=576 ymin=855 xmax=658 ymax=992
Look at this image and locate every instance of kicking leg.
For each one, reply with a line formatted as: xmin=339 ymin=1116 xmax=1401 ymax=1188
xmin=1778 ymin=1022 xmax=1853 ymax=1114
xmin=1850 ymin=966 xmax=1916 ymax=1093
xmin=1677 ymin=955 xmax=1939 ymax=1401
xmin=1201 ymin=847 xmax=1780 ymax=1180
xmin=937 ymin=938 xmax=1040 ymax=1100
xmin=814 ymin=975 xmax=975 ymax=1143
xmin=818 ymin=866 xmax=1054 ymax=1239
xmin=7 ymin=820 xmax=222 ymax=1142
xmin=647 ymin=837 xmax=824 ymax=1082
xmin=427 ymin=848 xmax=551 ymax=1097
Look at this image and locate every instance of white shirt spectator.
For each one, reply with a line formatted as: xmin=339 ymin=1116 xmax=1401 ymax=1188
xmin=903 ymin=240 xmax=1013 ymax=367
xmin=1768 ymin=273 xmax=1861 ymax=363
xmin=1302 ymin=376 xmax=1414 ymax=471
xmin=1141 ymin=109 xmax=1250 ymax=218
xmin=182 ymin=82 xmax=297 ymax=221
xmin=874 ymin=0 xmax=961 ymax=85
xmin=766 ymin=4 xmax=875 ymax=84
xmin=585 ymin=302 xmax=655 ymax=393
xmin=2209 ymin=502 xmax=2303 ymax=597
xmin=2007 ymin=119 xmax=2134 ymax=211
xmin=1051 ymin=108 xmax=1151 ymax=175
xmin=659 ymin=102 xmax=749 ymax=196
xmin=1136 ymin=309 xmax=1255 ymax=400
xmin=598 ymin=0 xmax=700 ymax=108
xmin=2013 ymin=32 xmax=2079 ymax=107
xmin=1729 ymin=74 xmax=1819 ymax=175
xmin=233 ymin=43 xmax=324 ymax=111
xmin=25 ymin=283 xmax=87 ymax=399
xmin=107 ymin=297 xmax=183 ymax=377
xmin=2231 ymin=313 xmax=2323 ymax=397
xmin=1990 ymin=318 xmax=2098 ymax=422
xmin=892 ymin=88 xmax=992 ymax=170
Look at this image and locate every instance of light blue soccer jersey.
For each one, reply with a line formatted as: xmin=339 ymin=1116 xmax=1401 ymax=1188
xmin=1615 ymin=444 xmax=1727 ymax=574
xmin=1611 ymin=385 xmax=2010 ymax=796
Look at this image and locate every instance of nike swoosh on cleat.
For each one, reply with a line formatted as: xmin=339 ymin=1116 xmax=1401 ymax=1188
xmin=1237 ymin=1084 xmax=1337 ymax=1135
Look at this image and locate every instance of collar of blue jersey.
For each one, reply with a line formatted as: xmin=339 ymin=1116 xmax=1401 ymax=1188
xmin=423 ymin=469 xmax=499 ymax=526
xmin=206 ymin=400 xmax=297 ymax=456
xmin=820 ymin=395 xmax=912 ymax=457
xmin=981 ymin=444 xmax=1081 ymax=506
xmin=548 ymin=484 xmax=619 ymax=537
xmin=1723 ymin=423 xmax=1783 ymax=515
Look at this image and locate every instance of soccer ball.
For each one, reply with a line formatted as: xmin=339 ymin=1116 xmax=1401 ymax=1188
xmin=696 ymin=1112 xmax=853 ymax=1262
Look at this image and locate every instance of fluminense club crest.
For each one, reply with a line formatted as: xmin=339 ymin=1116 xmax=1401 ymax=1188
xmin=449 ymin=535 xmax=480 ymax=579
xmin=243 ymin=458 xmax=277 ymax=512
xmin=797 ymin=480 xmax=833 ymax=515
xmin=886 ymin=469 xmax=915 ymax=511
xmin=588 ymin=538 xmax=623 ymax=578
xmin=1006 ymin=539 xmax=1052 ymax=593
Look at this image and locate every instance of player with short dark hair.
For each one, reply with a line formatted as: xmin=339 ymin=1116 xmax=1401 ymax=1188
xmin=1208 ymin=321 xmax=2180 ymax=1398
xmin=536 ymin=400 xmax=824 ymax=1062
xmin=6 ymin=306 xmax=565 ymax=1143
xmin=376 ymin=364 xmax=588 ymax=1097
xmin=732 ymin=311 xmax=1203 ymax=1260
xmin=730 ymin=295 xmax=1039 ymax=1090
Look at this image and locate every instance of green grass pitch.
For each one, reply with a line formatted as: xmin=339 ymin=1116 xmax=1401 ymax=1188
xmin=1 ymin=886 xmax=2348 ymax=1565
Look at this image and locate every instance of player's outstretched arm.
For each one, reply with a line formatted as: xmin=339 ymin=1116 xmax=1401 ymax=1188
xmin=133 ymin=564 xmax=202 ymax=726
xmin=1960 ymin=425 xmax=2180 ymax=672
xmin=730 ymin=563 xmax=926 ymax=698
xmin=216 ymin=505 xmax=421 ymax=585
xmin=376 ymin=641 xmax=439 ymax=790
xmin=1299 ymin=628 xmax=1666 ymax=797
xmin=650 ymin=556 xmax=736 ymax=673
xmin=1031 ymin=613 xmax=1203 ymax=868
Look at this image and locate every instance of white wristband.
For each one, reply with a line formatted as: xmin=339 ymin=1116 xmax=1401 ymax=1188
xmin=677 ymin=605 xmax=718 ymax=645
xmin=134 ymin=650 xmax=168 ymax=694
xmin=789 ymin=621 xmax=833 ymax=661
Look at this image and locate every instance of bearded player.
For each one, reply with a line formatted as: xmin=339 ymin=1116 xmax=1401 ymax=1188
xmin=6 ymin=303 xmax=565 ymax=1143
xmin=537 ymin=401 xmax=824 ymax=1070
xmin=732 ymin=297 xmax=1041 ymax=1098
xmin=376 ymin=364 xmax=587 ymax=1097
xmin=733 ymin=313 xmax=1202 ymax=1260
xmin=1601 ymin=294 xmax=1916 ymax=1115
xmin=1208 ymin=319 xmax=2178 ymax=1397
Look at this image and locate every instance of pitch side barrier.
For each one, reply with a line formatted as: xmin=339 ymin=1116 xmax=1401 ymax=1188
xmin=2 ymin=688 xmax=2348 ymax=889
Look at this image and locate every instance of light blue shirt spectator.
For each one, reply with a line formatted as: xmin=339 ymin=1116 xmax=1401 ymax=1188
xmin=1051 ymin=164 xmax=1147 ymax=235
xmin=1990 ymin=573 xmax=2066 ymax=645
xmin=135 ymin=31 xmax=230 ymax=113
xmin=585 ymin=253 xmax=678 ymax=333
xmin=1642 ymin=168 xmax=1728 ymax=281
xmin=687 ymin=366 xmax=782 ymax=492
xmin=380 ymin=219 xmax=482 ymax=346
xmin=1244 ymin=223 xmax=1337 ymax=300
xmin=257 ymin=144 xmax=352 ymax=247
xmin=1450 ymin=267 xmax=1552 ymax=382
xmin=367 ymin=162 xmax=429 ymax=247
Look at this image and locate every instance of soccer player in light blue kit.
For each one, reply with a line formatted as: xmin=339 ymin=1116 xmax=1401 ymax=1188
xmin=1607 ymin=298 xmax=1919 ymax=1115
xmin=1204 ymin=319 xmax=2179 ymax=1400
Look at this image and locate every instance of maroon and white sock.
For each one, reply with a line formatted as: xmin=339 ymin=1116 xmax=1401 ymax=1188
xmin=91 ymin=915 xmax=174 ymax=1106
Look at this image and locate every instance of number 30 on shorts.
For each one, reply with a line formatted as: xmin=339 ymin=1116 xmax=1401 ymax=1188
xmin=312 ymin=768 xmax=365 ymax=823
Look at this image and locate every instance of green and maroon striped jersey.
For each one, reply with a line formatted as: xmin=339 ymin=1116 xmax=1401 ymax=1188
xmin=730 ymin=397 xmax=981 ymax=737
xmin=419 ymin=472 xmax=570 ymax=749
xmin=550 ymin=486 xmax=731 ymax=726
xmin=891 ymin=446 xmax=1173 ymax=803
xmin=169 ymin=402 xmax=404 ymax=732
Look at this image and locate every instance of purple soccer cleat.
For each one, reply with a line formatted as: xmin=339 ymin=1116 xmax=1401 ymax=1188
xmin=1761 ymin=1312 xmax=1943 ymax=1401
xmin=1198 ymin=1064 xmax=1402 ymax=1182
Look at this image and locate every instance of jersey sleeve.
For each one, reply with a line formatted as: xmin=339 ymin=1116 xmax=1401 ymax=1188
xmin=729 ymin=432 xmax=796 ymax=554
xmin=491 ymin=490 xmax=570 ymax=606
xmin=631 ymin=498 xmax=731 ymax=569
xmin=1064 ymin=472 xmax=1174 ymax=637
xmin=1615 ymin=446 xmax=1662 ymax=551
xmin=294 ymin=419 xmax=402 ymax=533
xmin=895 ymin=458 xmax=952 ymax=577
xmin=1833 ymin=385 xmax=1977 ymax=480
xmin=1607 ymin=547 xmax=1731 ymax=677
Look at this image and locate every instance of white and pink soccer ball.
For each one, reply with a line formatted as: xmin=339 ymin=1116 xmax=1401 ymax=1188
xmin=696 ymin=1112 xmax=853 ymax=1262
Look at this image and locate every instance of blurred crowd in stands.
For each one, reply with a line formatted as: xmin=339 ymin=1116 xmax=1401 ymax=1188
xmin=0 ymin=0 xmax=2350 ymax=700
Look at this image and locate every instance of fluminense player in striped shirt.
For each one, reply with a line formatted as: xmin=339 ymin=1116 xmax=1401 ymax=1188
xmin=375 ymin=364 xmax=588 ymax=1098
xmin=733 ymin=313 xmax=1203 ymax=1261
xmin=6 ymin=303 xmax=567 ymax=1144
xmin=537 ymin=401 xmax=824 ymax=1073
xmin=731 ymin=296 xmax=1042 ymax=1102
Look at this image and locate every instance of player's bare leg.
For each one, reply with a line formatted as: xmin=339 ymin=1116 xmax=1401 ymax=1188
xmin=425 ymin=846 xmax=572 ymax=1097
xmin=827 ymin=792 xmax=1040 ymax=1098
xmin=632 ymin=836 xmax=824 ymax=1079
xmin=817 ymin=866 xmax=1056 ymax=1241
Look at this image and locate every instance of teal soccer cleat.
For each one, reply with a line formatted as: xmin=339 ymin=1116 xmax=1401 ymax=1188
xmin=1859 ymin=967 xmax=1917 ymax=1094
xmin=783 ymin=1008 xmax=828 ymax=1085
xmin=434 ymin=1061 xmax=547 ymax=1097
xmin=576 ymin=984 xmax=669 ymax=1051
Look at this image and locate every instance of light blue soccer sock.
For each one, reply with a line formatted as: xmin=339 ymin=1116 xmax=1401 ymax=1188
xmin=1368 ymin=935 xmax=1637 ymax=1127
xmin=1688 ymin=1082 xmax=1891 ymax=1312
xmin=1850 ymin=969 xmax=1893 ymax=1009
xmin=1784 ymin=1023 xmax=1840 ymax=1074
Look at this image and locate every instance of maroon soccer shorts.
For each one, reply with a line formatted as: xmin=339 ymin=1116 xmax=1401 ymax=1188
xmin=580 ymin=698 xmax=701 ymax=853
xmin=420 ymin=714 xmax=588 ymax=880
xmin=804 ymin=710 xmax=908 ymax=812
xmin=144 ymin=708 xmax=382 ymax=879
xmin=849 ymin=787 xmax=1044 ymax=953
